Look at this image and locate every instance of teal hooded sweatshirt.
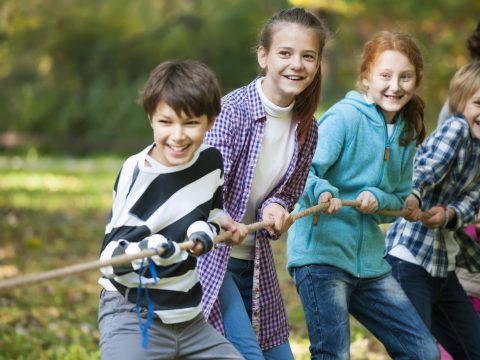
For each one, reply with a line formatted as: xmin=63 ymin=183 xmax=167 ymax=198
xmin=287 ymin=91 xmax=416 ymax=278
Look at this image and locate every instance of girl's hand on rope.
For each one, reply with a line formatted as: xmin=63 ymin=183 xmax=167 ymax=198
xmin=422 ymin=206 xmax=452 ymax=229
xmin=356 ymin=191 xmax=378 ymax=214
xmin=318 ymin=192 xmax=342 ymax=214
xmin=217 ymin=215 xmax=248 ymax=246
xmin=403 ymin=194 xmax=421 ymax=222
xmin=262 ymin=202 xmax=293 ymax=237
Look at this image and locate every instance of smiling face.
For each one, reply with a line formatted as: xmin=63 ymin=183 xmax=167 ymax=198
xmin=463 ymin=88 xmax=480 ymax=139
xmin=148 ymin=102 xmax=212 ymax=167
xmin=257 ymin=23 xmax=321 ymax=107
xmin=362 ymin=50 xmax=417 ymax=123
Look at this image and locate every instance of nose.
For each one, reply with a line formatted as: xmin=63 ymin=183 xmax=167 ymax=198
xmin=290 ymin=55 xmax=303 ymax=70
xmin=172 ymin=124 xmax=186 ymax=141
xmin=389 ymin=77 xmax=400 ymax=92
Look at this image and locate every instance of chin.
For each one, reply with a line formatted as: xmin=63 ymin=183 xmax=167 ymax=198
xmin=383 ymin=104 xmax=403 ymax=113
xmin=165 ymin=155 xmax=191 ymax=166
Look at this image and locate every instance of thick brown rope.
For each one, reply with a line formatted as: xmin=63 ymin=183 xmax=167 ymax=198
xmin=0 ymin=200 xmax=428 ymax=291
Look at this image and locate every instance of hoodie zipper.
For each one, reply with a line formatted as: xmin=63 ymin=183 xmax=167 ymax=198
xmin=384 ymin=145 xmax=390 ymax=160
xmin=381 ymin=108 xmax=398 ymax=161
xmin=356 ymin=112 xmax=396 ymax=276
xmin=384 ymin=124 xmax=394 ymax=161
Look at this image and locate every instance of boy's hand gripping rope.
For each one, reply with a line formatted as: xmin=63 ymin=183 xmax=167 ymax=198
xmin=0 ymin=200 xmax=428 ymax=292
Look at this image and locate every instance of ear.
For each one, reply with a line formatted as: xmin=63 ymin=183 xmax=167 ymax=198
xmin=361 ymin=77 xmax=369 ymax=91
xmin=416 ymin=70 xmax=424 ymax=87
xmin=257 ymin=46 xmax=268 ymax=70
xmin=316 ymin=57 xmax=322 ymax=72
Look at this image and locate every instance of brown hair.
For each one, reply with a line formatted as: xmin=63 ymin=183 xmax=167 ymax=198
xmin=257 ymin=7 xmax=329 ymax=139
xmin=448 ymin=61 xmax=480 ymax=113
xmin=140 ymin=60 xmax=221 ymax=123
xmin=467 ymin=20 xmax=480 ymax=60
xmin=359 ymin=31 xmax=426 ymax=146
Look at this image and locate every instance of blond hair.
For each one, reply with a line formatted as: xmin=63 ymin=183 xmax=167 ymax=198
xmin=448 ymin=61 xmax=480 ymax=113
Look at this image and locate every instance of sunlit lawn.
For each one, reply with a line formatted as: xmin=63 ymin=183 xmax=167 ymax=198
xmin=0 ymin=155 xmax=388 ymax=359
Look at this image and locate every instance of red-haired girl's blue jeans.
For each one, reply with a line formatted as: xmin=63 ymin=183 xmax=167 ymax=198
xmin=293 ymin=264 xmax=440 ymax=360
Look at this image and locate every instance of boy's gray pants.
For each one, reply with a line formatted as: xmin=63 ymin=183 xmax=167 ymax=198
xmin=98 ymin=290 xmax=244 ymax=360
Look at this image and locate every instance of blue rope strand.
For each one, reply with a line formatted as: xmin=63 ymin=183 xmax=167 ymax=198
xmin=135 ymin=258 xmax=159 ymax=349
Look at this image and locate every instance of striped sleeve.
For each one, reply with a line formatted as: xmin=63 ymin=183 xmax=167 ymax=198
xmin=186 ymin=221 xmax=218 ymax=255
xmin=99 ymin=234 xmax=185 ymax=278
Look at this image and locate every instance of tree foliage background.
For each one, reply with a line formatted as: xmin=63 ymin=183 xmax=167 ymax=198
xmin=1 ymin=1 xmax=479 ymax=358
xmin=1 ymin=0 xmax=479 ymax=155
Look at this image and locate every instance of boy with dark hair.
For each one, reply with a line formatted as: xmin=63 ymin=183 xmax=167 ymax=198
xmin=98 ymin=59 xmax=246 ymax=360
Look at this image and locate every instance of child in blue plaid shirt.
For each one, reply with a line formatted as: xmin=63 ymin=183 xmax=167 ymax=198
xmin=386 ymin=61 xmax=480 ymax=360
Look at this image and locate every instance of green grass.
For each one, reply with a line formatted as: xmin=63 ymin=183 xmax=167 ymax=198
xmin=0 ymin=155 xmax=388 ymax=359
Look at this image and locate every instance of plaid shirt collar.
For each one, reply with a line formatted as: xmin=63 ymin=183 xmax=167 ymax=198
xmin=249 ymin=77 xmax=267 ymax=122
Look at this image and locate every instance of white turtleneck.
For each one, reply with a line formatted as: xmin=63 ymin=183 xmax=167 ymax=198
xmin=231 ymin=78 xmax=296 ymax=260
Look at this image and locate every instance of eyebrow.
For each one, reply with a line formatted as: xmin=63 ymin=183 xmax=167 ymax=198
xmin=377 ymin=69 xmax=415 ymax=73
xmin=276 ymin=46 xmax=318 ymax=54
xmin=154 ymin=113 xmax=172 ymax=119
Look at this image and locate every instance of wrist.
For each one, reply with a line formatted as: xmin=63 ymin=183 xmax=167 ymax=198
xmin=411 ymin=192 xmax=422 ymax=208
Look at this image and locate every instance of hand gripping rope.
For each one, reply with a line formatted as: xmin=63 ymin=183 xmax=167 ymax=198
xmin=0 ymin=200 xmax=430 ymax=292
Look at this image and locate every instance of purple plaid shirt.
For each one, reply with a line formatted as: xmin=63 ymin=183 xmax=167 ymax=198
xmin=196 ymin=79 xmax=317 ymax=350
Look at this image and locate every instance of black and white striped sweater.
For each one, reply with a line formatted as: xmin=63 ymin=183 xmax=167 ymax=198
xmin=99 ymin=143 xmax=224 ymax=324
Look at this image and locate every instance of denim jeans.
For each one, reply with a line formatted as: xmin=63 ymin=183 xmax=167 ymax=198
xmin=219 ymin=257 xmax=294 ymax=360
xmin=387 ymin=255 xmax=480 ymax=360
xmin=293 ymin=264 xmax=440 ymax=360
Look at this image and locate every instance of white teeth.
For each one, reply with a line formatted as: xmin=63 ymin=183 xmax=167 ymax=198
xmin=385 ymin=95 xmax=402 ymax=100
xmin=286 ymin=76 xmax=303 ymax=80
xmin=168 ymin=145 xmax=188 ymax=152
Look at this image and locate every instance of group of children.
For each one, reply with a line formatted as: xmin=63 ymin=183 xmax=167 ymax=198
xmin=96 ymin=6 xmax=480 ymax=360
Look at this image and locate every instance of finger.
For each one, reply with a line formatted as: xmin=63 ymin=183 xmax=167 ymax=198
xmin=224 ymin=223 xmax=236 ymax=232
xmin=335 ymin=199 xmax=342 ymax=211
xmin=283 ymin=215 xmax=294 ymax=232
xmin=327 ymin=200 xmax=337 ymax=213
xmin=318 ymin=193 xmax=331 ymax=205
xmin=266 ymin=225 xmax=276 ymax=237
xmin=424 ymin=214 xmax=441 ymax=227
xmin=274 ymin=216 xmax=283 ymax=233
xmin=328 ymin=202 xmax=336 ymax=214
xmin=239 ymin=224 xmax=248 ymax=238
xmin=362 ymin=196 xmax=370 ymax=209
xmin=190 ymin=242 xmax=204 ymax=255
xmin=230 ymin=233 xmax=242 ymax=245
